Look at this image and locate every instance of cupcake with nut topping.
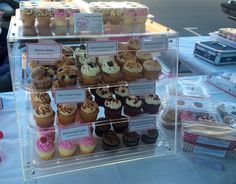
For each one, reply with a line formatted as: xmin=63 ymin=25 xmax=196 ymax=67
xmin=143 ymin=60 xmax=162 ymax=80
xmin=127 ymin=38 xmax=140 ymax=54
xmin=34 ymin=104 xmax=55 ymax=128
xmin=117 ymin=51 xmax=136 ymax=67
xmin=57 ymin=104 xmax=77 ymax=125
xmin=104 ymin=97 xmax=122 ymax=119
xmin=124 ymin=96 xmax=142 ymax=117
xmin=122 ymin=61 xmax=143 ymax=81
xmin=94 ymin=87 xmax=112 ymax=107
xmin=142 ymin=94 xmax=161 ymax=114
xmin=31 ymin=92 xmax=51 ymax=109
xmin=79 ymin=100 xmax=99 ymax=123
xmin=136 ymin=51 xmax=153 ymax=64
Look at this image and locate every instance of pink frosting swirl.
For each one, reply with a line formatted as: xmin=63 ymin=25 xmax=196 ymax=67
xmin=36 ymin=137 xmax=55 ymax=152
xmin=59 ymin=140 xmax=77 ymax=149
xmin=53 ymin=9 xmax=66 ymax=18
xmin=36 ymin=126 xmax=55 ymax=142
xmin=80 ymin=136 xmax=96 ymax=146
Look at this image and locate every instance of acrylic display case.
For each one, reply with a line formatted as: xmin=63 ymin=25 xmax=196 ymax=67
xmin=7 ymin=1 xmax=178 ymax=181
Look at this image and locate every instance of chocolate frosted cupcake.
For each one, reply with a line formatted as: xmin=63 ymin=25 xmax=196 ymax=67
xmin=124 ymin=96 xmax=142 ymax=117
xmin=104 ymin=97 xmax=122 ymax=119
xmin=31 ymin=66 xmax=55 ymax=90
xmin=94 ymin=87 xmax=112 ymax=106
xmin=101 ymin=61 xmax=121 ymax=84
xmin=123 ymin=131 xmax=140 ymax=147
xmin=112 ymin=115 xmax=129 ymax=134
xmin=57 ymin=65 xmax=78 ymax=87
xmin=102 ymin=130 xmax=120 ymax=151
xmin=79 ymin=100 xmax=99 ymax=123
xmin=95 ymin=117 xmax=111 ymax=137
xmin=57 ymin=104 xmax=77 ymax=125
xmin=114 ymin=86 xmax=128 ymax=105
xmin=142 ymin=94 xmax=161 ymax=114
xmin=31 ymin=92 xmax=51 ymax=109
xmin=141 ymin=129 xmax=159 ymax=144
xmin=34 ymin=104 xmax=55 ymax=128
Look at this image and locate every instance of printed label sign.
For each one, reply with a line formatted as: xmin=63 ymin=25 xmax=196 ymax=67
xmin=74 ymin=13 xmax=103 ymax=33
xmin=87 ymin=41 xmax=117 ymax=56
xmin=197 ymin=137 xmax=230 ymax=148
xmin=193 ymin=157 xmax=224 ymax=170
xmin=55 ymin=88 xmax=85 ymax=104
xmin=193 ymin=146 xmax=226 ymax=158
xmin=129 ymin=116 xmax=156 ymax=131
xmin=26 ymin=44 xmax=61 ymax=60
xmin=59 ymin=125 xmax=89 ymax=141
xmin=128 ymin=80 xmax=156 ymax=96
xmin=141 ymin=35 xmax=168 ymax=52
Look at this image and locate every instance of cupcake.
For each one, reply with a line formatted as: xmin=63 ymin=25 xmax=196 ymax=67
xmin=102 ymin=130 xmax=120 ymax=151
xmin=30 ymin=66 xmax=55 ymax=90
xmin=79 ymin=136 xmax=97 ymax=154
xmin=57 ymin=65 xmax=78 ymax=87
xmin=80 ymin=63 xmax=101 ymax=85
xmin=122 ymin=61 xmax=143 ymax=81
xmin=117 ymin=51 xmax=136 ymax=67
xmin=94 ymin=87 xmax=112 ymax=106
xmin=112 ymin=116 xmax=129 ymax=134
xmin=141 ymin=129 xmax=158 ymax=144
xmin=57 ymin=104 xmax=77 ymax=125
xmin=136 ymin=51 xmax=152 ymax=64
xmin=127 ymin=38 xmax=140 ymax=54
xmin=118 ymin=42 xmax=127 ymax=52
xmin=104 ymin=97 xmax=122 ymax=119
xmin=97 ymin=55 xmax=115 ymax=67
xmin=20 ymin=8 xmax=36 ymax=27
xmin=124 ymin=96 xmax=142 ymax=117
xmin=79 ymin=100 xmax=99 ymax=123
xmin=36 ymin=8 xmax=51 ymax=27
xmin=78 ymin=55 xmax=97 ymax=69
xmin=101 ymin=61 xmax=121 ymax=83
xmin=143 ymin=60 xmax=162 ymax=80
xmin=114 ymin=86 xmax=128 ymax=105
xmin=36 ymin=136 xmax=55 ymax=160
xmin=95 ymin=117 xmax=111 ymax=137
xmin=123 ymin=131 xmax=140 ymax=147
xmin=51 ymin=8 xmax=67 ymax=35
xmin=56 ymin=55 xmax=76 ymax=68
xmin=160 ymin=109 xmax=176 ymax=129
xmin=62 ymin=46 xmax=74 ymax=57
xmin=31 ymin=92 xmax=51 ymax=109
xmin=142 ymin=94 xmax=161 ymax=114
xmin=34 ymin=104 xmax=55 ymax=128
xmin=36 ymin=126 xmax=55 ymax=142
xmin=74 ymin=45 xmax=87 ymax=62
xmin=58 ymin=140 xmax=77 ymax=157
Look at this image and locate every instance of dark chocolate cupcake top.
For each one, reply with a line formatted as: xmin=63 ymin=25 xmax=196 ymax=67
xmin=143 ymin=129 xmax=158 ymax=139
xmin=96 ymin=117 xmax=111 ymax=131
xmin=123 ymin=131 xmax=140 ymax=142
xmin=102 ymin=130 xmax=120 ymax=146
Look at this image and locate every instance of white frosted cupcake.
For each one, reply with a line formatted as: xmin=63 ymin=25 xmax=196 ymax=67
xmin=143 ymin=60 xmax=162 ymax=80
xmin=114 ymin=86 xmax=128 ymax=105
xmin=101 ymin=61 xmax=120 ymax=83
xmin=80 ymin=63 xmax=101 ymax=85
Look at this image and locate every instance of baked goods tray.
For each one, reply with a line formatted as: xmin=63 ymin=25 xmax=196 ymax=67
xmin=209 ymin=32 xmax=236 ymax=49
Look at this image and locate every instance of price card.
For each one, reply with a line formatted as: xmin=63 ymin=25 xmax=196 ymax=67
xmin=197 ymin=137 xmax=230 ymax=149
xmin=59 ymin=125 xmax=90 ymax=141
xmin=54 ymin=88 xmax=85 ymax=104
xmin=86 ymin=40 xmax=117 ymax=56
xmin=74 ymin=13 xmax=103 ymax=33
xmin=193 ymin=146 xmax=226 ymax=158
xmin=129 ymin=116 xmax=156 ymax=131
xmin=141 ymin=35 xmax=168 ymax=52
xmin=193 ymin=157 xmax=224 ymax=170
xmin=128 ymin=80 xmax=156 ymax=96
xmin=26 ymin=43 xmax=62 ymax=60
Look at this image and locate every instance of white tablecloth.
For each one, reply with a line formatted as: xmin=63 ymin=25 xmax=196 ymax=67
xmin=179 ymin=36 xmax=236 ymax=75
xmin=1 ymin=77 xmax=236 ymax=184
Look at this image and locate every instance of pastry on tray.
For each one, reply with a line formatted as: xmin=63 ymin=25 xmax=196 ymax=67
xmin=94 ymin=87 xmax=112 ymax=107
xmin=31 ymin=92 xmax=51 ymax=109
xmin=143 ymin=59 xmax=162 ymax=80
xmin=36 ymin=136 xmax=55 ymax=160
xmin=124 ymin=96 xmax=142 ymax=117
xmin=79 ymin=100 xmax=99 ymax=123
xmin=142 ymin=94 xmax=161 ymax=114
xmin=141 ymin=129 xmax=159 ymax=144
xmin=123 ymin=131 xmax=140 ymax=147
xmin=122 ymin=61 xmax=143 ymax=81
xmin=58 ymin=140 xmax=77 ymax=158
xmin=95 ymin=117 xmax=111 ymax=137
xmin=102 ymin=130 xmax=120 ymax=151
xmin=104 ymin=97 xmax=122 ymax=119
xmin=34 ymin=104 xmax=55 ymax=128
xmin=57 ymin=103 xmax=77 ymax=125
xmin=79 ymin=136 xmax=97 ymax=154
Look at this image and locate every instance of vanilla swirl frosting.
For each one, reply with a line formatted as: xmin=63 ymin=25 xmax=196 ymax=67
xmin=102 ymin=61 xmax=120 ymax=74
xmin=115 ymin=86 xmax=128 ymax=97
xmin=81 ymin=100 xmax=98 ymax=113
xmin=36 ymin=137 xmax=55 ymax=152
xmin=144 ymin=94 xmax=161 ymax=105
xmin=81 ymin=63 xmax=100 ymax=76
xmin=143 ymin=60 xmax=161 ymax=72
xmin=96 ymin=88 xmax=112 ymax=98
xmin=126 ymin=96 xmax=142 ymax=108
xmin=128 ymin=38 xmax=140 ymax=50
xmin=34 ymin=104 xmax=54 ymax=118
xmin=58 ymin=104 xmax=77 ymax=116
xmin=105 ymin=97 xmax=122 ymax=109
xmin=123 ymin=61 xmax=143 ymax=73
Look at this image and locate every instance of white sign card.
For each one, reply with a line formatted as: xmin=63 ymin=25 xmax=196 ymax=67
xmin=74 ymin=13 xmax=103 ymax=33
xmin=55 ymin=88 xmax=85 ymax=104
xmin=87 ymin=41 xmax=117 ymax=56
xmin=59 ymin=125 xmax=90 ymax=141
xmin=129 ymin=116 xmax=156 ymax=131
xmin=128 ymin=80 xmax=156 ymax=96
xmin=141 ymin=35 xmax=168 ymax=52
xmin=26 ymin=43 xmax=62 ymax=60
